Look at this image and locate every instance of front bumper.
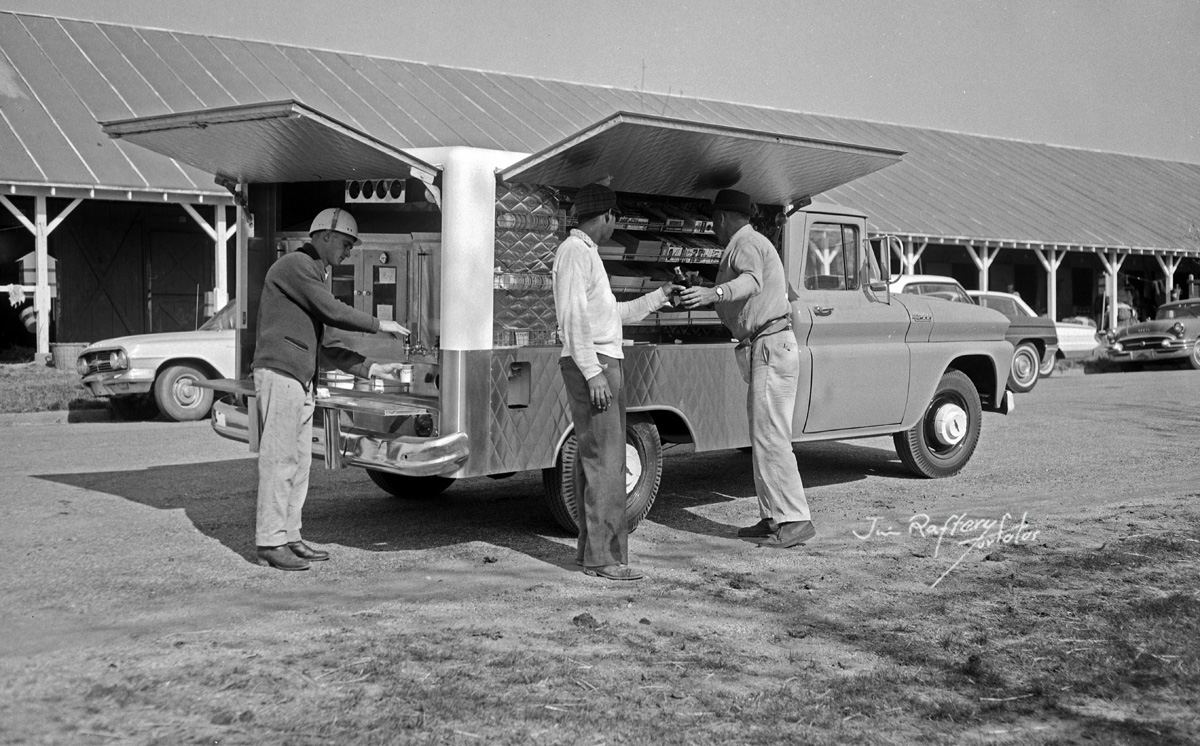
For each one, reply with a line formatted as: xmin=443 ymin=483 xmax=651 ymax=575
xmin=1105 ymin=337 xmax=1193 ymax=363
xmin=211 ymin=399 xmax=469 ymax=478
xmin=81 ymin=370 xmax=155 ymax=397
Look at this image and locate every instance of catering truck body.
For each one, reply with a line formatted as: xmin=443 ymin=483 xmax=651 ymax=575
xmin=103 ymin=102 xmax=1014 ymax=532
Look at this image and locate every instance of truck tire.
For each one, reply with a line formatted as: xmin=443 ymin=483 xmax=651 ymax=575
xmin=110 ymin=393 xmax=159 ymax=421
xmin=541 ymin=414 xmax=663 ymax=535
xmin=1008 ymin=342 xmax=1041 ymax=393
xmin=365 ymin=469 xmax=455 ymax=498
xmin=1188 ymin=340 xmax=1200 ymax=370
xmin=893 ymin=369 xmax=982 ymax=479
xmin=154 ymin=364 xmax=214 ymax=422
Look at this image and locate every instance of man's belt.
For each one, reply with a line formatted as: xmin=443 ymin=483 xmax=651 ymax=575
xmin=741 ymin=315 xmax=792 ymax=347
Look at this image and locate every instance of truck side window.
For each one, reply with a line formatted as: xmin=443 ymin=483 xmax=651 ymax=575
xmin=804 ymin=222 xmax=860 ymax=291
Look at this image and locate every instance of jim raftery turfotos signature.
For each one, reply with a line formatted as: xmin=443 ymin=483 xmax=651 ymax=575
xmin=855 ymin=512 xmax=1040 ymax=588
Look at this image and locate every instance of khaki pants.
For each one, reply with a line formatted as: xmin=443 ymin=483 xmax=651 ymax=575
xmin=254 ymin=368 xmax=315 ymax=547
xmin=747 ymin=332 xmax=811 ymax=526
xmin=560 ymin=354 xmax=629 ymax=568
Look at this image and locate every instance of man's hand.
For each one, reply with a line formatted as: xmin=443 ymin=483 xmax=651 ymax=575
xmin=663 ymin=283 xmax=687 ymax=307
xmin=587 ymin=372 xmax=612 ymax=411
xmin=679 ymin=286 xmax=721 ymax=309
xmin=368 ymin=362 xmax=407 ymax=379
xmin=377 ymin=319 xmax=410 ymax=337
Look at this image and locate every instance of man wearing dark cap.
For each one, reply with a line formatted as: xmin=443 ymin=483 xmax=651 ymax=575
xmin=552 ymin=183 xmax=681 ymax=580
xmin=679 ymin=189 xmax=815 ymax=548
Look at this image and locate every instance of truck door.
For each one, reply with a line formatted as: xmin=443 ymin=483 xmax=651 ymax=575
xmin=792 ymin=215 xmax=910 ymax=432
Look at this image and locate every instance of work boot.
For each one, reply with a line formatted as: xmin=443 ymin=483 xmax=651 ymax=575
xmin=256 ymin=545 xmax=311 ymax=571
xmin=757 ymin=520 xmax=816 ymax=548
xmin=737 ymin=518 xmax=773 ymax=538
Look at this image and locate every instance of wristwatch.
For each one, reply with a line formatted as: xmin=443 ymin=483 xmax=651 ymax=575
xmin=714 ymin=285 xmax=725 ymax=302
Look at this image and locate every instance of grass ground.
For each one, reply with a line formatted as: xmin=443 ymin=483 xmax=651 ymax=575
xmin=0 ymin=361 xmax=105 ymax=414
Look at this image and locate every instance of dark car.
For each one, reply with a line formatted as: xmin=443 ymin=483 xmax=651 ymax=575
xmin=1102 ymin=298 xmax=1200 ymax=370
xmin=968 ymin=291 xmax=1059 ymax=393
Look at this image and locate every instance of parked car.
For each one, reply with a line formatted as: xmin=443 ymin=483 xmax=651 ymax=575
xmin=1045 ymin=315 xmax=1101 ymax=376
xmin=1102 ymin=298 xmax=1200 ymax=370
xmin=966 ymin=290 xmax=1058 ymax=392
xmin=888 ymin=274 xmax=976 ymax=305
xmin=77 ymin=300 xmax=236 ymax=421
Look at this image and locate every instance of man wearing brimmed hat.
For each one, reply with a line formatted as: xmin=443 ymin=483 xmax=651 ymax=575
xmin=251 ymin=207 xmax=411 ymax=571
xmin=679 ymin=189 xmax=815 ymax=549
xmin=552 ymin=183 xmax=682 ymax=581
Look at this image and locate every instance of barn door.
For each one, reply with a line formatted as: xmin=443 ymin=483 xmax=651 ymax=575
xmin=148 ymin=231 xmax=211 ymax=332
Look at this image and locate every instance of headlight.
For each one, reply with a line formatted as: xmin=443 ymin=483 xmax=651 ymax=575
xmin=1111 ymin=342 xmax=1123 ymax=353
xmin=1170 ymin=322 xmax=1185 ymax=338
xmin=108 ymin=350 xmax=129 ymax=370
xmin=76 ymin=357 xmax=90 ymax=376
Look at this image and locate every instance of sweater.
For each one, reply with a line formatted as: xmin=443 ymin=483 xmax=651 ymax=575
xmin=713 ymin=224 xmax=793 ymax=341
xmin=252 ymin=243 xmax=381 ymax=388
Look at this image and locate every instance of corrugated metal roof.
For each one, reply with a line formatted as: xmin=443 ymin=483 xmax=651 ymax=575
xmin=2 ymin=10 xmax=1198 ymax=253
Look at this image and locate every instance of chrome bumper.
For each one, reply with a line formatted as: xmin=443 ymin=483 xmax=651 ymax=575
xmin=211 ymin=399 xmax=469 ymax=478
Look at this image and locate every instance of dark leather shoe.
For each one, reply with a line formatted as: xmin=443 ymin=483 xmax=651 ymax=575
xmin=288 ymin=541 xmax=329 ymax=561
xmin=757 ymin=520 xmax=816 ymax=548
xmin=256 ymin=545 xmax=311 ymax=571
xmin=737 ymin=518 xmax=773 ymax=538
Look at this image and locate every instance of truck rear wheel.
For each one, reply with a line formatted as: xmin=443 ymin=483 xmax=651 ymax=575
xmin=541 ymin=414 xmax=663 ymax=535
xmin=893 ymin=369 xmax=982 ymax=479
xmin=365 ymin=469 xmax=455 ymax=498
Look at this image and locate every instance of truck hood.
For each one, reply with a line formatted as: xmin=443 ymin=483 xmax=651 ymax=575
xmin=894 ymin=295 xmax=1010 ymax=344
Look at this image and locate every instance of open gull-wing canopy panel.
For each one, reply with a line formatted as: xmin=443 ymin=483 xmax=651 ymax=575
xmin=499 ymin=113 xmax=903 ymax=206
xmin=101 ymin=100 xmax=439 ymax=184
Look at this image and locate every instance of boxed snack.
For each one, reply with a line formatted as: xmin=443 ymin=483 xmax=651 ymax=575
xmin=612 ymin=230 xmax=663 ymax=258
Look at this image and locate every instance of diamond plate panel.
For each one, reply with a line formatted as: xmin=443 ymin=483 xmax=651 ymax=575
xmin=484 ymin=347 xmax=572 ymax=473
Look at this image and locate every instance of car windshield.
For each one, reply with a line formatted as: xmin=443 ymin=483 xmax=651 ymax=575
xmin=903 ymin=283 xmax=973 ymax=304
xmin=199 ymin=300 xmax=237 ymax=331
xmin=1155 ymin=303 xmax=1200 ymax=321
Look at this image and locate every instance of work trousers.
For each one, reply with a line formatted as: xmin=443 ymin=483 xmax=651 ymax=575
xmin=746 ymin=332 xmax=811 ymax=527
xmin=254 ymin=367 xmax=315 ymax=547
xmin=560 ymin=354 xmax=629 ymax=568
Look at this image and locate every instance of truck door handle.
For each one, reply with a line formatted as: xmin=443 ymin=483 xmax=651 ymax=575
xmin=813 ymin=306 xmax=834 ymax=317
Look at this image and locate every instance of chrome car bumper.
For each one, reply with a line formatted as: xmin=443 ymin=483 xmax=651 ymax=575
xmin=1106 ymin=337 xmax=1194 ymax=362
xmin=210 ymin=399 xmax=469 ymax=478
xmin=81 ymin=370 xmax=155 ymax=397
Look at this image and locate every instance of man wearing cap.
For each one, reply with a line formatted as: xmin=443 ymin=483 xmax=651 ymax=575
xmin=252 ymin=207 xmax=410 ymax=571
xmin=679 ymin=189 xmax=815 ymax=549
xmin=553 ymin=184 xmax=681 ymax=580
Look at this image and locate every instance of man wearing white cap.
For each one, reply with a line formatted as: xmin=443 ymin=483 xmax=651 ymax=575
xmin=252 ymin=208 xmax=409 ymax=571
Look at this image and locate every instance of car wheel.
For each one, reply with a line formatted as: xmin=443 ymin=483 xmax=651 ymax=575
xmin=1008 ymin=342 xmax=1041 ymax=393
xmin=1038 ymin=351 xmax=1059 ymax=378
xmin=1188 ymin=340 xmax=1200 ymax=370
xmin=365 ymin=469 xmax=455 ymax=497
xmin=541 ymin=414 xmax=662 ymax=535
xmin=153 ymin=365 xmax=214 ymax=422
xmin=110 ymin=393 xmax=159 ymax=421
xmin=893 ymin=369 xmax=982 ymax=479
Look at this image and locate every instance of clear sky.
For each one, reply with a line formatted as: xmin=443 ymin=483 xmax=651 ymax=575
xmin=2 ymin=0 xmax=1197 ymax=163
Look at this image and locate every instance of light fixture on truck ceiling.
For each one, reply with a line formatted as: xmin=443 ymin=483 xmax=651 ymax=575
xmin=346 ymin=179 xmax=406 ymax=203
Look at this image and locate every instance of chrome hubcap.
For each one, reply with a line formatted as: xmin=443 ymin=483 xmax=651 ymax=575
xmin=624 ymin=442 xmax=642 ymax=493
xmin=931 ymin=403 xmax=968 ymax=446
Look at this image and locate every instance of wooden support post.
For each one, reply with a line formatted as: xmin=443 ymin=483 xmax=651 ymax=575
xmin=964 ymin=245 xmax=1001 ymax=291
xmin=1034 ymin=247 xmax=1065 ymax=319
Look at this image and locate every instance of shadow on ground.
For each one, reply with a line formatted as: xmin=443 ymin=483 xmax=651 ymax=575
xmin=35 ymin=440 xmax=901 ymax=567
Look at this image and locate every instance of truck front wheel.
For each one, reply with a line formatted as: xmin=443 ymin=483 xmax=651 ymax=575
xmin=541 ymin=414 xmax=663 ymax=535
xmin=893 ymin=370 xmax=982 ymax=479
xmin=366 ymin=469 xmax=455 ymax=498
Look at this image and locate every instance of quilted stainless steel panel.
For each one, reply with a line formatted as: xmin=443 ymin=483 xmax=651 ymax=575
xmin=500 ymin=113 xmax=903 ymax=207
xmin=493 ymin=183 xmax=563 ymax=347
xmin=455 ymin=345 xmax=751 ymax=479
xmin=102 ymin=100 xmax=439 ymax=183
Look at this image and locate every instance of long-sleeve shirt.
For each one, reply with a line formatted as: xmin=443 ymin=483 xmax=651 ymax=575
xmin=553 ymin=229 xmax=670 ymax=380
xmin=253 ymin=243 xmax=381 ymax=387
xmin=713 ymin=224 xmax=792 ymax=341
